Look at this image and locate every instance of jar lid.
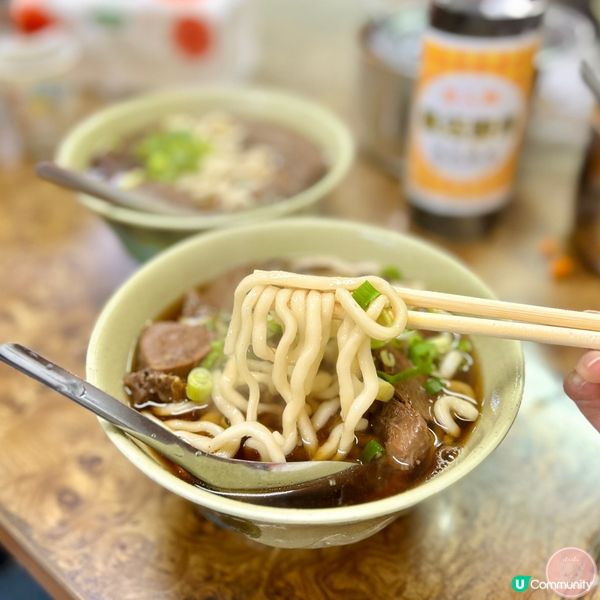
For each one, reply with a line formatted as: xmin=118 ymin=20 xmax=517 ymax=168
xmin=0 ymin=30 xmax=79 ymax=83
xmin=431 ymin=0 xmax=546 ymax=37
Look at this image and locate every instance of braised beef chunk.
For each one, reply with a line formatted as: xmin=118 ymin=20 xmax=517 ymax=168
xmin=374 ymin=398 xmax=435 ymax=472
xmin=378 ymin=347 xmax=432 ymax=421
xmin=180 ymin=290 xmax=216 ymax=320
xmin=138 ymin=321 xmax=212 ymax=376
xmin=124 ymin=369 xmax=186 ymax=405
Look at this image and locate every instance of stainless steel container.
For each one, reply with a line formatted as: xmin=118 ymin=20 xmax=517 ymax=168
xmin=358 ymin=8 xmax=425 ymax=177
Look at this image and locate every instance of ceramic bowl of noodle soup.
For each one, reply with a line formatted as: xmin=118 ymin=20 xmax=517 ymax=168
xmin=57 ymin=87 xmax=353 ymax=261
xmin=87 ymin=218 xmax=523 ymax=548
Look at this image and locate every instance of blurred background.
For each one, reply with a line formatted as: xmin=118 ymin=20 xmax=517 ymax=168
xmin=1 ymin=0 xmax=599 ymax=595
xmin=0 ymin=0 xmax=597 ymax=162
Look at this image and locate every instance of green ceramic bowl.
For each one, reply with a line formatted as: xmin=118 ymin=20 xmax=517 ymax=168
xmin=57 ymin=87 xmax=354 ymax=261
xmin=87 ymin=218 xmax=524 ymax=548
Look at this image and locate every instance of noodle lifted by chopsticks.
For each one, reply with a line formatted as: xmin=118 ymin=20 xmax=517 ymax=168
xmin=186 ymin=270 xmax=408 ymax=462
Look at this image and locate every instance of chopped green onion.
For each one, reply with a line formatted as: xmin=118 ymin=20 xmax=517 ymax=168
xmin=457 ymin=338 xmax=473 ymax=353
xmin=135 ymin=130 xmax=211 ymax=183
xmin=408 ymin=339 xmax=439 ymax=368
xmin=200 ymin=339 xmax=225 ymax=370
xmin=377 ymin=308 xmax=393 ymax=326
xmin=378 ymin=365 xmax=425 ymax=384
xmin=379 ymin=349 xmax=396 ymax=369
xmin=428 ymin=333 xmax=453 ymax=354
xmin=267 ymin=315 xmax=283 ymax=338
xmin=390 ymin=337 xmax=406 ymax=349
xmin=352 ymin=281 xmax=381 ymax=310
xmin=370 ymin=338 xmax=387 ymax=350
xmin=186 ymin=367 xmax=213 ymax=403
xmin=376 ymin=379 xmax=395 ymax=402
xmin=389 ymin=330 xmax=419 ymax=349
xmin=361 ymin=439 xmax=385 ymax=463
xmin=424 ymin=377 xmax=444 ymax=396
xmin=380 ymin=266 xmax=403 ymax=282
xmin=406 ymin=331 xmax=423 ymax=346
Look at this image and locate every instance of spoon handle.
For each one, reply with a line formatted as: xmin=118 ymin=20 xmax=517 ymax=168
xmin=0 ymin=343 xmax=192 ymax=453
xmin=0 ymin=344 xmax=361 ymax=500
xmin=35 ymin=161 xmax=196 ymax=216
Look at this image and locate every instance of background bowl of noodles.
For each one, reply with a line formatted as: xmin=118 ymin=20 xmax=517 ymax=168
xmin=57 ymin=87 xmax=354 ymax=262
xmin=87 ymin=218 xmax=524 ymax=549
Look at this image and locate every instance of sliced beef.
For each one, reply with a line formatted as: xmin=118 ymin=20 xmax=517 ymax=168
xmin=124 ymin=369 xmax=186 ymax=405
xmin=180 ymin=290 xmax=217 ymax=320
xmin=378 ymin=347 xmax=432 ymax=422
xmin=243 ymin=121 xmax=327 ymax=200
xmin=374 ymin=398 xmax=435 ymax=473
xmin=138 ymin=321 xmax=212 ymax=376
xmin=187 ymin=265 xmax=253 ymax=313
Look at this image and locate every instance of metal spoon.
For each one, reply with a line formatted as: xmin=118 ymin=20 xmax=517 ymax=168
xmin=0 ymin=344 xmax=357 ymax=504
xmin=36 ymin=162 xmax=198 ymax=216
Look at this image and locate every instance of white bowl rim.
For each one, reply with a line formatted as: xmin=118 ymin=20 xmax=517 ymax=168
xmin=56 ymin=85 xmax=354 ymax=231
xmin=88 ymin=217 xmax=524 ymax=525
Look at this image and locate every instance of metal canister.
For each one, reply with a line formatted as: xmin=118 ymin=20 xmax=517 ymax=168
xmin=405 ymin=0 xmax=545 ymax=238
xmin=358 ymin=8 xmax=425 ymax=176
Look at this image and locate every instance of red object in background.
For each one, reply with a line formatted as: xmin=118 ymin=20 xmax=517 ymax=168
xmin=173 ymin=17 xmax=212 ymax=57
xmin=11 ymin=1 xmax=56 ymax=33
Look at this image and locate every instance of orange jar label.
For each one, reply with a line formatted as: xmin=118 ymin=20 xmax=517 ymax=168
xmin=406 ymin=30 xmax=540 ymax=215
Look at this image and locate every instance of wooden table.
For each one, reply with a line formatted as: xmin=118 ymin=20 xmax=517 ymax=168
xmin=1 ymin=1 xmax=600 ymax=598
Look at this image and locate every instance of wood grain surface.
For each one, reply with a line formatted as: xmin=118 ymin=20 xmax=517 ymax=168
xmin=1 ymin=1 xmax=600 ymax=598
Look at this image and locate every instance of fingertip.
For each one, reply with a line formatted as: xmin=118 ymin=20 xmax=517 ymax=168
xmin=564 ymin=370 xmax=584 ymax=401
xmin=575 ymin=351 xmax=600 ymax=384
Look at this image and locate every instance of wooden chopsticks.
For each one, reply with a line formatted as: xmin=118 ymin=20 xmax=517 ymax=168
xmin=396 ymin=287 xmax=600 ymax=350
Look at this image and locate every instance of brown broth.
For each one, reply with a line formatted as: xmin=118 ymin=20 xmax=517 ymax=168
xmin=125 ymin=263 xmax=483 ymax=507
xmin=90 ymin=116 xmax=328 ymax=214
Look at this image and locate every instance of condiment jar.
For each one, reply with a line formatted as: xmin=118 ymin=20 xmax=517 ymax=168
xmin=0 ymin=29 xmax=80 ymax=159
xmin=405 ymin=0 xmax=545 ymax=238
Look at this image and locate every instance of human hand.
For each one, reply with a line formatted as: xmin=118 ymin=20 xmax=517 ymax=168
xmin=564 ymin=351 xmax=600 ymax=432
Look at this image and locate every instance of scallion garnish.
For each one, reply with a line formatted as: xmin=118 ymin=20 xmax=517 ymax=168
xmin=424 ymin=377 xmax=444 ymax=396
xmin=375 ymin=333 xmax=440 ymax=384
xmin=266 ymin=315 xmax=283 ymax=338
xmin=380 ymin=266 xmax=403 ymax=282
xmin=409 ymin=339 xmax=438 ymax=363
xmin=186 ymin=367 xmax=213 ymax=403
xmin=135 ymin=130 xmax=211 ymax=183
xmin=200 ymin=339 xmax=225 ymax=370
xmin=457 ymin=338 xmax=473 ymax=353
xmin=370 ymin=338 xmax=387 ymax=350
xmin=377 ymin=309 xmax=393 ymax=326
xmin=352 ymin=281 xmax=381 ymax=310
xmin=377 ymin=365 xmax=425 ymax=384
xmin=361 ymin=439 xmax=385 ymax=463
xmin=380 ymin=349 xmax=396 ymax=369
xmin=376 ymin=379 xmax=395 ymax=402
